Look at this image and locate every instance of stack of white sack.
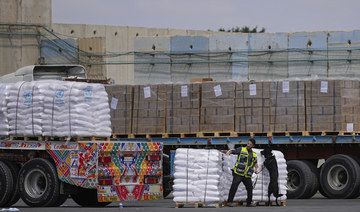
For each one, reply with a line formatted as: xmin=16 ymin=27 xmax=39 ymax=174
xmin=6 ymin=81 xmax=43 ymax=136
xmin=220 ymin=148 xmax=287 ymax=202
xmin=39 ymin=80 xmax=112 ymax=137
xmin=173 ymin=148 xmax=222 ymax=203
xmin=0 ymin=83 xmax=9 ymax=135
xmin=5 ymin=80 xmax=111 ymax=137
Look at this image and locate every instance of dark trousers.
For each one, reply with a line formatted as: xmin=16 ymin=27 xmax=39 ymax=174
xmin=227 ymin=173 xmax=253 ymax=205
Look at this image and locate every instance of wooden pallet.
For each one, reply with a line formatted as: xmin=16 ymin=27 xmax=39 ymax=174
xmin=175 ymin=202 xmax=221 ymax=208
xmin=43 ymin=136 xmax=67 ymax=142
xmin=8 ymin=136 xmax=43 ymax=141
xmin=196 ymin=132 xmax=237 ymax=137
xmin=73 ymin=136 xmax=111 ymax=142
xmin=112 ymin=133 xmax=135 ymax=139
xmin=226 ymin=200 xmax=286 ymax=207
xmin=111 ymin=130 xmax=359 ymax=140
xmin=338 ymin=131 xmax=357 ymax=136
xmin=162 ymin=133 xmax=198 ymax=138
xmin=129 ymin=133 xmax=164 ymax=139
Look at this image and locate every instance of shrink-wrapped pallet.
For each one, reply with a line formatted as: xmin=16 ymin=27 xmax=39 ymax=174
xmin=305 ymin=80 xmax=342 ymax=131
xmin=235 ymin=81 xmax=271 ymax=132
xmin=200 ymin=82 xmax=235 ymax=132
xmin=5 ymin=80 xmax=111 ymax=138
xmin=166 ymin=83 xmax=200 ymax=133
xmin=105 ymin=84 xmax=133 ymax=134
xmin=40 ymin=81 xmax=111 ymax=137
xmin=269 ymin=81 xmax=305 ymax=132
xmin=6 ymin=81 xmax=43 ymax=136
xmin=132 ymin=84 xmax=166 ymax=134
xmin=0 ymin=84 xmax=9 ymax=135
xmin=173 ymin=148 xmax=288 ymax=204
xmin=173 ymin=148 xmax=222 ymax=203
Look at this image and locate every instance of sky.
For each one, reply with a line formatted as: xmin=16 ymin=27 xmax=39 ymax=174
xmin=52 ymin=0 xmax=359 ymax=33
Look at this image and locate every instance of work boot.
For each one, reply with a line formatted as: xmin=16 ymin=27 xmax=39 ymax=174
xmin=246 ymin=202 xmax=256 ymax=207
xmin=226 ymin=202 xmax=236 ymax=207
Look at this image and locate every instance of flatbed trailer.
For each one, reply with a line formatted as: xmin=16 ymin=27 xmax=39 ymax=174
xmin=118 ymin=134 xmax=360 ymax=200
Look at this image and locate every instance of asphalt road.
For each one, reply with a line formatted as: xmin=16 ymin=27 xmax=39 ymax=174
xmin=5 ymin=194 xmax=360 ymax=212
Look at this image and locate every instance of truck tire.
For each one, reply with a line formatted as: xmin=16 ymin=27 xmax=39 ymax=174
xmin=318 ymin=164 xmax=329 ymax=198
xmin=286 ymin=160 xmax=314 ymax=199
xmin=0 ymin=160 xmax=20 ymax=207
xmin=0 ymin=161 xmax=14 ymax=207
xmin=18 ymin=158 xmax=60 ymax=207
xmin=320 ymin=154 xmax=360 ymax=199
xmin=348 ymin=155 xmax=360 ymax=198
xmin=71 ymin=188 xmax=110 ymax=207
xmin=302 ymin=160 xmax=319 ymax=199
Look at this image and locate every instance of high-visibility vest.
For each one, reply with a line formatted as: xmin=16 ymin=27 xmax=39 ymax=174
xmin=232 ymin=147 xmax=257 ymax=178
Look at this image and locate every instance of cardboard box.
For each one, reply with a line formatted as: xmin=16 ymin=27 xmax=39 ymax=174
xmin=105 ymin=84 xmax=133 ymax=134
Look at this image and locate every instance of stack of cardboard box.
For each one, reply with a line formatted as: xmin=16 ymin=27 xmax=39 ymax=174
xmin=270 ymin=81 xmax=306 ymax=132
xmin=200 ymin=82 xmax=235 ymax=132
xmin=305 ymin=80 xmax=342 ymax=131
xmin=339 ymin=80 xmax=360 ymax=131
xmin=235 ymin=82 xmax=271 ymax=132
xmin=132 ymin=84 xmax=167 ymax=134
xmin=166 ymin=83 xmax=200 ymax=133
xmin=104 ymin=79 xmax=360 ymax=136
xmin=105 ymin=85 xmax=133 ymax=134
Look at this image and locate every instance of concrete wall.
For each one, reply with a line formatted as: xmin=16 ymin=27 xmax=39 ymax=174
xmin=248 ymin=33 xmax=288 ymax=80
xmin=134 ymin=37 xmax=171 ymax=84
xmin=134 ymin=30 xmax=360 ymax=83
xmin=0 ymin=0 xmax=51 ymax=76
xmin=288 ymin=32 xmax=328 ymax=78
xmin=209 ymin=34 xmax=248 ymax=81
xmin=51 ymin=24 xmax=218 ymax=84
xmin=328 ymin=30 xmax=360 ymax=77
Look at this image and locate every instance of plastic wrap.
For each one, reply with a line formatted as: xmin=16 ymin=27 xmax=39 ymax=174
xmin=3 ymin=80 xmax=111 ymax=138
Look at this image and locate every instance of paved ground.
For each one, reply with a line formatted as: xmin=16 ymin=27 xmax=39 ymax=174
xmin=5 ymin=194 xmax=360 ymax=212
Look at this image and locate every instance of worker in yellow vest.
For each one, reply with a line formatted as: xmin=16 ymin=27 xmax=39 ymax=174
xmin=226 ymin=138 xmax=258 ymax=207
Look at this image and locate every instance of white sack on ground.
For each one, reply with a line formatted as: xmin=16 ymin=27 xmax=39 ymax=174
xmin=173 ymin=148 xmax=288 ymax=203
xmin=173 ymin=148 xmax=222 ymax=203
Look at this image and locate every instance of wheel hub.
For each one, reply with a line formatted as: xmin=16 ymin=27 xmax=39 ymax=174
xmin=327 ymin=164 xmax=348 ymax=190
xmin=24 ymin=168 xmax=48 ymax=198
xmin=287 ymin=168 xmax=300 ymax=191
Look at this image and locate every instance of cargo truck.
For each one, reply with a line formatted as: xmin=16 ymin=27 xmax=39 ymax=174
xmin=1 ymin=65 xmax=359 ymax=208
xmin=0 ymin=65 xmax=164 ymax=207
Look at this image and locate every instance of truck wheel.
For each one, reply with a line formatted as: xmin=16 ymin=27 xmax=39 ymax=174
xmin=302 ymin=160 xmax=319 ymax=198
xmin=318 ymin=164 xmax=329 ymax=198
xmin=18 ymin=158 xmax=60 ymax=207
xmin=320 ymin=154 xmax=360 ymax=199
xmin=0 ymin=160 xmax=20 ymax=207
xmin=71 ymin=188 xmax=110 ymax=207
xmin=286 ymin=160 xmax=314 ymax=199
xmin=348 ymin=155 xmax=360 ymax=198
xmin=0 ymin=161 xmax=14 ymax=207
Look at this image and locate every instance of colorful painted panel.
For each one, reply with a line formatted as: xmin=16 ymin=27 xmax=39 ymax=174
xmin=48 ymin=142 xmax=98 ymax=188
xmin=98 ymin=185 xmax=163 ymax=202
xmin=48 ymin=141 xmax=164 ymax=201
